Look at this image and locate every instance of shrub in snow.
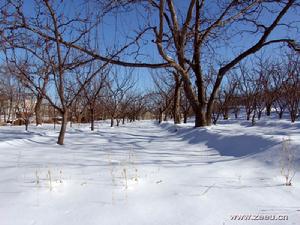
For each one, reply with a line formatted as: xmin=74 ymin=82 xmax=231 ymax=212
xmin=280 ymin=137 xmax=296 ymax=186
xmin=48 ymin=170 xmax=52 ymax=191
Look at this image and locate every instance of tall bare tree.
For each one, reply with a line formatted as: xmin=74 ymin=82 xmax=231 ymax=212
xmin=147 ymin=0 xmax=299 ymax=127
xmin=1 ymin=1 xmax=107 ymax=144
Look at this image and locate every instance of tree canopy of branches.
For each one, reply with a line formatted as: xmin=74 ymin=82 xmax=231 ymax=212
xmin=0 ymin=0 xmax=299 ymax=145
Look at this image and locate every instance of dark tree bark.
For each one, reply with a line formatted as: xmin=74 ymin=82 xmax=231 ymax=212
xmin=57 ymin=110 xmax=68 ymax=145
xmin=158 ymin=109 xmax=163 ymax=124
xmin=35 ymin=94 xmax=43 ymax=126
xmin=290 ymin=111 xmax=297 ymax=123
xmin=183 ymin=113 xmax=188 ymax=123
xmin=110 ymin=117 xmax=114 ymax=127
xmin=251 ymin=110 xmax=256 ymax=126
xmin=195 ymin=108 xmax=207 ymax=127
xmin=90 ymin=107 xmax=95 ymax=131
xmin=25 ymin=119 xmax=29 ymax=131
xmin=173 ymin=72 xmax=182 ymax=124
xmin=246 ymin=112 xmax=251 ymax=121
xmin=266 ymin=103 xmax=272 ymax=116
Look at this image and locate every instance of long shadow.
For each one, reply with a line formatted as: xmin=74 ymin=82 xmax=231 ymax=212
xmin=159 ymin=122 xmax=279 ymax=157
xmin=0 ymin=121 xmax=280 ymax=168
xmin=0 ymin=129 xmax=35 ymax=142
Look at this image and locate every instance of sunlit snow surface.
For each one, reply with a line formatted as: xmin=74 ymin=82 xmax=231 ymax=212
xmin=0 ymin=118 xmax=299 ymax=225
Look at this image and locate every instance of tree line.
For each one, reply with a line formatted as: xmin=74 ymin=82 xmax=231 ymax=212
xmin=0 ymin=0 xmax=299 ymax=144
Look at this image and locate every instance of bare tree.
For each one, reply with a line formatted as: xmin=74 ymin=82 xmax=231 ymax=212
xmin=1 ymin=1 xmax=113 ymax=144
xmin=105 ymin=69 xmax=135 ymax=127
xmin=151 ymin=70 xmax=174 ymax=123
xmin=1 ymin=0 xmax=299 ymax=131
xmin=0 ymin=64 xmax=19 ymax=123
xmin=236 ymin=63 xmax=259 ymax=123
xmin=212 ymin=76 xmax=237 ymax=124
xmin=144 ymin=0 xmax=299 ymax=127
xmin=254 ymin=57 xmax=276 ymax=117
xmin=128 ymin=94 xmax=148 ymax=122
xmin=14 ymin=87 xmax=35 ymax=131
xmin=272 ymin=61 xmax=288 ymax=119
xmin=180 ymin=93 xmax=191 ymax=124
xmin=78 ymin=64 xmax=109 ymax=130
xmin=283 ymin=53 xmax=300 ymax=122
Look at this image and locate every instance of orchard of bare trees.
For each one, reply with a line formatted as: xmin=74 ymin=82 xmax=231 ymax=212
xmin=0 ymin=0 xmax=299 ymax=144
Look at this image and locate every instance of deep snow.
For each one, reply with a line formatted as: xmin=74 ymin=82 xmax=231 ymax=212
xmin=0 ymin=119 xmax=299 ymax=225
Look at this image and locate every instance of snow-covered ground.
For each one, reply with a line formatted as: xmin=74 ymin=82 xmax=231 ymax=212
xmin=0 ymin=118 xmax=299 ymax=225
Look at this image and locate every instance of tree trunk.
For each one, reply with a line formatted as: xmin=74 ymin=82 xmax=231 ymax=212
xmin=35 ymin=94 xmax=43 ymax=126
xmin=173 ymin=98 xmax=181 ymax=124
xmin=279 ymin=110 xmax=283 ymax=119
xmin=183 ymin=112 xmax=188 ymax=123
xmin=25 ymin=119 xmax=29 ymax=131
xmin=246 ymin=109 xmax=251 ymax=121
xmin=258 ymin=110 xmax=262 ymax=120
xmin=223 ymin=108 xmax=229 ymax=120
xmin=181 ymin=72 xmax=207 ymax=127
xmin=122 ymin=117 xmax=125 ymax=124
xmin=7 ymin=98 xmax=13 ymax=122
xmin=158 ymin=110 xmax=163 ymax=124
xmin=195 ymin=108 xmax=207 ymax=127
xmin=110 ymin=117 xmax=114 ymax=127
xmin=266 ymin=103 xmax=272 ymax=116
xmin=57 ymin=110 xmax=68 ymax=145
xmin=251 ymin=110 xmax=256 ymax=126
xmin=290 ymin=111 xmax=297 ymax=123
xmin=173 ymin=72 xmax=182 ymax=124
xmin=90 ymin=108 xmax=95 ymax=131
xmin=205 ymin=112 xmax=212 ymax=126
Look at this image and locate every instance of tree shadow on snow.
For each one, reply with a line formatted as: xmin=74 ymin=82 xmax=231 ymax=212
xmin=159 ymin=122 xmax=278 ymax=157
xmin=0 ymin=128 xmax=35 ymax=142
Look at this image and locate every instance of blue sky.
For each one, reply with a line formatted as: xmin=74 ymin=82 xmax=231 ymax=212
xmin=3 ymin=0 xmax=300 ymax=93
